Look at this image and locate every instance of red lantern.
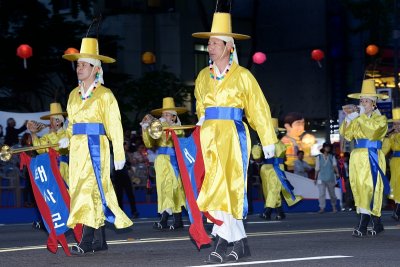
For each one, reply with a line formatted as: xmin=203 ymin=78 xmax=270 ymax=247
xmin=252 ymin=52 xmax=267 ymax=64
xmin=64 ymin=47 xmax=79 ymax=70
xmin=16 ymin=44 xmax=33 ymax=69
xmin=366 ymin=44 xmax=379 ymax=56
xmin=311 ymin=49 xmax=324 ymax=68
xmin=142 ymin=52 xmax=156 ymax=64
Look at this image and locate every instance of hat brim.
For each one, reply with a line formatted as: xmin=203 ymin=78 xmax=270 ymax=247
xmin=347 ymin=93 xmax=389 ymax=100
xmin=388 ymin=118 xmax=400 ymax=122
xmin=151 ymin=107 xmax=187 ymax=116
xmin=62 ymin=53 xmax=115 ymax=63
xmin=192 ymin=32 xmax=250 ymax=40
xmin=40 ymin=112 xmax=68 ymax=120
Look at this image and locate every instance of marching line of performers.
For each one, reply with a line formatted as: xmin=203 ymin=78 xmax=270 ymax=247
xmin=6 ymin=6 xmax=400 ymax=265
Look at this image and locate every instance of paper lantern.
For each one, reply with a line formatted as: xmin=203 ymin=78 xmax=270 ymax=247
xmin=366 ymin=44 xmax=379 ymax=56
xmin=311 ymin=49 xmax=324 ymax=68
xmin=142 ymin=52 xmax=156 ymax=64
xmin=64 ymin=47 xmax=79 ymax=70
xmin=16 ymin=44 xmax=33 ymax=69
xmin=252 ymin=52 xmax=267 ymax=64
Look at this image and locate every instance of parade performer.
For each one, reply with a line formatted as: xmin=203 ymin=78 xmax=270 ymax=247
xmin=253 ymin=118 xmax=301 ymax=221
xmin=192 ymin=11 xmax=277 ymax=263
xmin=339 ymin=79 xmax=389 ymax=237
xmin=382 ymin=107 xmax=400 ymax=221
xmin=141 ymin=97 xmax=187 ymax=230
xmin=59 ymin=37 xmax=132 ymax=254
xmin=27 ymin=102 xmax=70 ymax=185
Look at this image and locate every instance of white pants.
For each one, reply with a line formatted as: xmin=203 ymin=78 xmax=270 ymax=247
xmin=211 ymin=211 xmax=246 ymax=243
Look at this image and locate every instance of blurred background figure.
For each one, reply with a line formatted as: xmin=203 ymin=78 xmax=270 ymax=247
xmin=294 ymin=150 xmax=313 ymax=178
xmin=4 ymin=118 xmax=27 ymax=147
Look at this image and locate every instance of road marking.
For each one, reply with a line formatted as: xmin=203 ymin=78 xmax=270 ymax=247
xmin=1 ymin=226 xmax=399 ymax=253
xmin=186 ymin=255 xmax=353 ymax=267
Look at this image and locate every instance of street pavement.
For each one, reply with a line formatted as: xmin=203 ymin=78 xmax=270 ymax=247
xmin=1 ymin=210 xmax=400 ymax=266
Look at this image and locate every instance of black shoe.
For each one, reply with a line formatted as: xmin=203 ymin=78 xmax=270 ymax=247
xmin=131 ymin=212 xmax=139 ymax=219
xmin=170 ymin=212 xmax=184 ymax=230
xmin=259 ymin=208 xmax=272 ymax=220
xmin=205 ymin=235 xmax=228 ymax=263
xmin=352 ymin=214 xmax=370 ymax=238
xmin=70 ymin=244 xmax=93 ymax=255
xmin=225 ymin=238 xmax=251 ymax=262
xmin=368 ymin=215 xmax=384 ymax=236
xmin=276 ymin=207 xmax=286 ymax=220
xmin=153 ymin=211 xmax=169 ymax=230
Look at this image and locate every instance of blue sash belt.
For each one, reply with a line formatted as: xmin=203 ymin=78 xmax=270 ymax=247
xmin=205 ymin=107 xmax=249 ymax=217
xmin=264 ymin=157 xmax=296 ymax=200
xmin=72 ymin=123 xmax=115 ymax=223
xmin=354 ymin=139 xmax=390 ymax=209
xmin=157 ymin=147 xmax=180 ymax=178
xmin=393 ymin=151 xmax=400 ymax=157
xmin=59 ymin=155 xmax=69 ymax=164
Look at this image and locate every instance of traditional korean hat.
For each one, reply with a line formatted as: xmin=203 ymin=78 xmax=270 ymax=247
xmin=347 ymin=79 xmax=389 ymax=100
xmin=192 ymin=12 xmax=250 ymax=40
xmin=150 ymin=97 xmax=187 ymax=116
xmin=388 ymin=108 xmax=400 ymax=122
xmin=40 ymin=103 xmax=67 ymax=120
xmin=62 ymin=37 xmax=115 ymax=63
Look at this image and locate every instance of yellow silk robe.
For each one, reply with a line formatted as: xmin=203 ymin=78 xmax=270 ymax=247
xmin=258 ymin=141 xmax=302 ymax=208
xmin=382 ymin=133 xmax=400 ymax=203
xmin=194 ymin=62 xmax=278 ymax=219
xmin=142 ymin=125 xmax=186 ymax=213
xmin=66 ymin=85 xmax=132 ymax=229
xmin=339 ymin=113 xmax=387 ymax=216
xmin=33 ymin=129 xmax=69 ymax=185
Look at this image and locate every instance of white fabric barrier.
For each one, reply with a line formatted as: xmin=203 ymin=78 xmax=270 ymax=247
xmin=285 ymin=171 xmax=342 ymax=202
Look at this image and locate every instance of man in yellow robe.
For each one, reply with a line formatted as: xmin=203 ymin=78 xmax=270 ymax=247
xmin=339 ymin=79 xmax=388 ymax=237
xmin=59 ymin=37 xmax=132 ymax=255
xmin=27 ymin=103 xmax=69 ymax=185
xmin=253 ymin=119 xmax=302 ymax=221
xmin=141 ymin=97 xmax=187 ymax=230
xmin=382 ymin=108 xmax=400 ymax=221
xmin=193 ymin=12 xmax=277 ymax=263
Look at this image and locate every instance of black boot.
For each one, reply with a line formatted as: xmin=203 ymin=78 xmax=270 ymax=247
xmin=352 ymin=213 xmax=370 ymax=237
xmin=70 ymin=225 xmax=94 ymax=255
xmin=259 ymin=208 xmax=272 ymax=220
xmin=169 ymin=212 xmax=184 ymax=230
xmin=276 ymin=206 xmax=286 ymax=220
xmin=92 ymin=225 xmax=108 ymax=252
xmin=368 ymin=215 xmax=384 ymax=236
xmin=153 ymin=211 xmax=169 ymax=230
xmin=392 ymin=203 xmax=400 ymax=221
xmin=205 ymin=235 xmax=228 ymax=263
xmin=225 ymin=238 xmax=251 ymax=262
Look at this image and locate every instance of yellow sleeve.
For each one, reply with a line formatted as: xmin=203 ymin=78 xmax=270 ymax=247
xmin=102 ymin=90 xmax=125 ymax=162
xmin=242 ymin=70 xmax=278 ymax=147
xmin=357 ymin=113 xmax=387 ymax=140
xmin=194 ymin=70 xmax=206 ymax=119
xmin=339 ymin=121 xmax=353 ymax=141
xmin=382 ymin=137 xmax=392 ymax=155
xmin=32 ymin=133 xmax=51 ymax=154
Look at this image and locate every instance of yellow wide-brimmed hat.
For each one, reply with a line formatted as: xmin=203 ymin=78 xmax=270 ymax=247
xmin=62 ymin=37 xmax=115 ymax=63
xmin=151 ymin=97 xmax=187 ymax=116
xmin=347 ymin=79 xmax=389 ymax=100
xmin=192 ymin=12 xmax=250 ymax=40
xmin=40 ymin=103 xmax=67 ymax=120
xmin=272 ymin=118 xmax=285 ymax=132
xmin=388 ymin=108 xmax=400 ymax=122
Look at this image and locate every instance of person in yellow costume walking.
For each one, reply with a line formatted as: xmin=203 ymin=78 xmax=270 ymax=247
xmin=59 ymin=37 xmax=132 ymax=255
xmin=27 ymin=103 xmax=69 ymax=185
xmin=339 ymin=79 xmax=389 ymax=237
xmin=192 ymin=11 xmax=277 ymax=263
xmin=252 ymin=118 xmax=302 ymax=221
xmin=141 ymin=97 xmax=187 ymax=230
xmin=382 ymin=107 xmax=400 ymax=221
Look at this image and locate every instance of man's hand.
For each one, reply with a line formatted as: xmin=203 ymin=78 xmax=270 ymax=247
xmin=114 ymin=160 xmax=126 ymax=170
xmin=345 ymin=112 xmax=359 ymax=123
xmin=263 ymin=144 xmax=275 ymax=159
xmin=58 ymin=137 xmax=69 ymax=148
